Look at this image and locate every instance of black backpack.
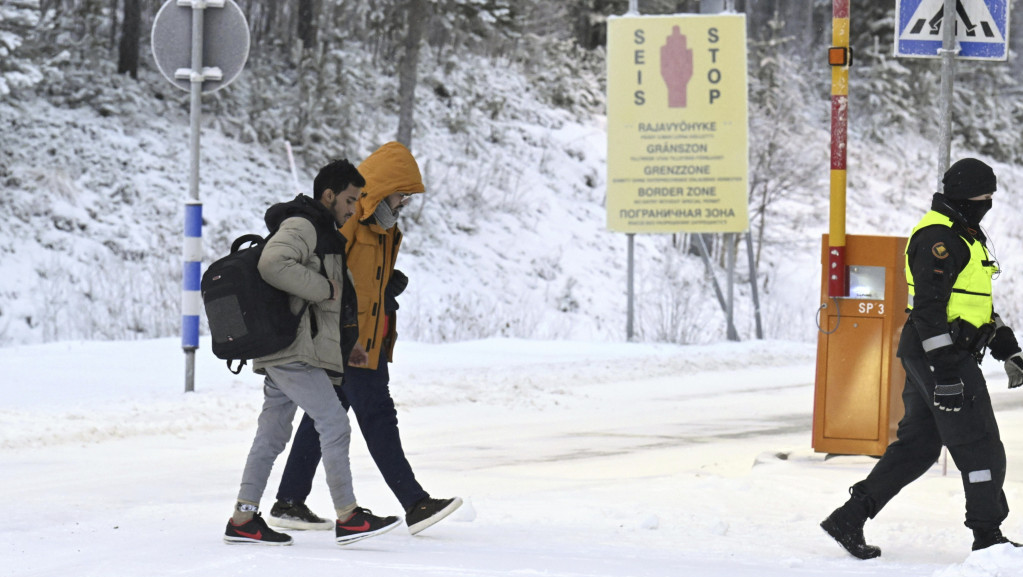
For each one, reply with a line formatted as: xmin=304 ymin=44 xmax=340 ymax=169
xmin=201 ymin=232 xmax=321 ymax=374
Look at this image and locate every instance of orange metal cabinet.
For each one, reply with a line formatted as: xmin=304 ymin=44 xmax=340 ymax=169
xmin=813 ymin=234 xmax=908 ymax=456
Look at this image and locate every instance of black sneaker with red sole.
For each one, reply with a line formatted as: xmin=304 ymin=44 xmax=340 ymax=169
xmin=335 ymin=507 xmax=401 ymax=546
xmin=224 ymin=512 xmax=293 ymax=545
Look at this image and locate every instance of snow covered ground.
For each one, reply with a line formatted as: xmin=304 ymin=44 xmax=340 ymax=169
xmin=4 ymin=337 xmax=1023 ymax=576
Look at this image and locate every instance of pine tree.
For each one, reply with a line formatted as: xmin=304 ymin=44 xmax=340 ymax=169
xmin=1 ymin=0 xmax=45 ymax=97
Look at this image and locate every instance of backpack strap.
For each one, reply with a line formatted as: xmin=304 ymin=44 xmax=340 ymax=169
xmin=308 ymin=241 xmax=327 ymax=338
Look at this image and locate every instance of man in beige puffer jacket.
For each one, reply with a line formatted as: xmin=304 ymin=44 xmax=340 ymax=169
xmin=224 ymin=159 xmax=400 ymax=548
xmin=267 ymin=143 xmax=462 ymax=537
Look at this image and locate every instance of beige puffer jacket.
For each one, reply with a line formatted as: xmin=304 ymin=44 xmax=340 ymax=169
xmin=252 ymin=215 xmax=347 ymax=375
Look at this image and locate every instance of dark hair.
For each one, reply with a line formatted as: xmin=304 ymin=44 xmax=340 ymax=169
xmin=313 ymin=159 xmax=366 ymax=200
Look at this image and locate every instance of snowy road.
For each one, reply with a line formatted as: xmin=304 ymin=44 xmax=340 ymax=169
xmin=3 ymin=338 xmax=1023 ymax=576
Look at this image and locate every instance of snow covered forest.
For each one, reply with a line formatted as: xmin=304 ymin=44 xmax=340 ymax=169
xmin=4 ymin=0 xmax=1023 ymax=347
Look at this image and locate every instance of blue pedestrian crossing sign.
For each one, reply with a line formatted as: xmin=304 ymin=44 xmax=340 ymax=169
xmin=896 ymin=0 xmax=1009 ymax=60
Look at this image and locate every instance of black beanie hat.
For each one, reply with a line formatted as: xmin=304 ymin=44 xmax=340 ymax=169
xmin=942 ymin=158 xmax=997 ymax=199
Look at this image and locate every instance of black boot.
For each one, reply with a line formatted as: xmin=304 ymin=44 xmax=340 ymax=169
xmin=972 ymin=527 xmax=1022 ymax=551
xmin=821 ymin=492 xmax=881 ymax=560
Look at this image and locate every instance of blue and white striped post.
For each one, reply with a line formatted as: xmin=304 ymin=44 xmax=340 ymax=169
xmin=151 ymin=0 xmax=249 ymax=392
xmin=181 ymin=0 xmax=206 ymax=393
xmin=183 ymin=200 xmax=203 ymax=392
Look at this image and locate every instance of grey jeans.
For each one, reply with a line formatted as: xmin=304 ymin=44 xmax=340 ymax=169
xmin=237 ymin=362 xmax=356 ymax=513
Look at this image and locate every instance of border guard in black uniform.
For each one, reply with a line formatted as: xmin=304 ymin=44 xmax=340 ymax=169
xmin=822 ymin=158 xmax=1023 ymax=559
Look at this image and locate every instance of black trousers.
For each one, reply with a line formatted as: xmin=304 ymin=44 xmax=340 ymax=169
xmin=853 ymin=351 xmax=1008 ymax=531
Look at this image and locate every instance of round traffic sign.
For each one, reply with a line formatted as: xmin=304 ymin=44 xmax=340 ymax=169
xmin=151 ymin=0 xmax=250 ymax=94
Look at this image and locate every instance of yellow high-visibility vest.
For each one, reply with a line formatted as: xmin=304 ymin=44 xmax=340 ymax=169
xmin=906 ymin=211 xmax=996 ymax=328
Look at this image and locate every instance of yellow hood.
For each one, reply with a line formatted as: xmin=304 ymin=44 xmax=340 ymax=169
xmin=356 ymin=142 xmax=425 ymax=218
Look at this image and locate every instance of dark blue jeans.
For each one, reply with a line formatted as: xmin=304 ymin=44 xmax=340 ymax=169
xmin=276 ymin=361 xmax=428 ymax=511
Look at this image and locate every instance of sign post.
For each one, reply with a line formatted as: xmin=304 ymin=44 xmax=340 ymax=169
xmin=151 ymin=0 xmax=250 ymax=392
xmin=937 ymin=0 xmax=958 ymax=184
xmin=895 ymin=0 xmax=1009 ymax=186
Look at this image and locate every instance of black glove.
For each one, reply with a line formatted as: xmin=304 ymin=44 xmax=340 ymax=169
xmin=1005 ymin=353 xmax=1023 ymax=389
xmin=382 ymin=270 xmax=407 ymax=315
xmin=988 ymin=325 xmax=1021 ymax=361
xmin=929 ymin=350 xmax=965 ymax=412
xmin=933 ymin=380 xmax=965 ymax=412
xmin=386 ymin=269 xmax=408 ymax=298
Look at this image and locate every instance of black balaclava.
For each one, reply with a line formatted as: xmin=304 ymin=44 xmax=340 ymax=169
xmin=941 ymin=158 xmax=997 ymax=227
xmin=958 ymin=198 xmax=993 ymax=227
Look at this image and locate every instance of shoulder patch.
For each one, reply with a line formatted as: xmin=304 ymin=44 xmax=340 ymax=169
xmin=932 ymin=242 xmax=949 ymax=259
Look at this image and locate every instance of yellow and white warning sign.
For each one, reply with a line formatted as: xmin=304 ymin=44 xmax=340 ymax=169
xmin=606 ymin=14 xmax=749 ymax=233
